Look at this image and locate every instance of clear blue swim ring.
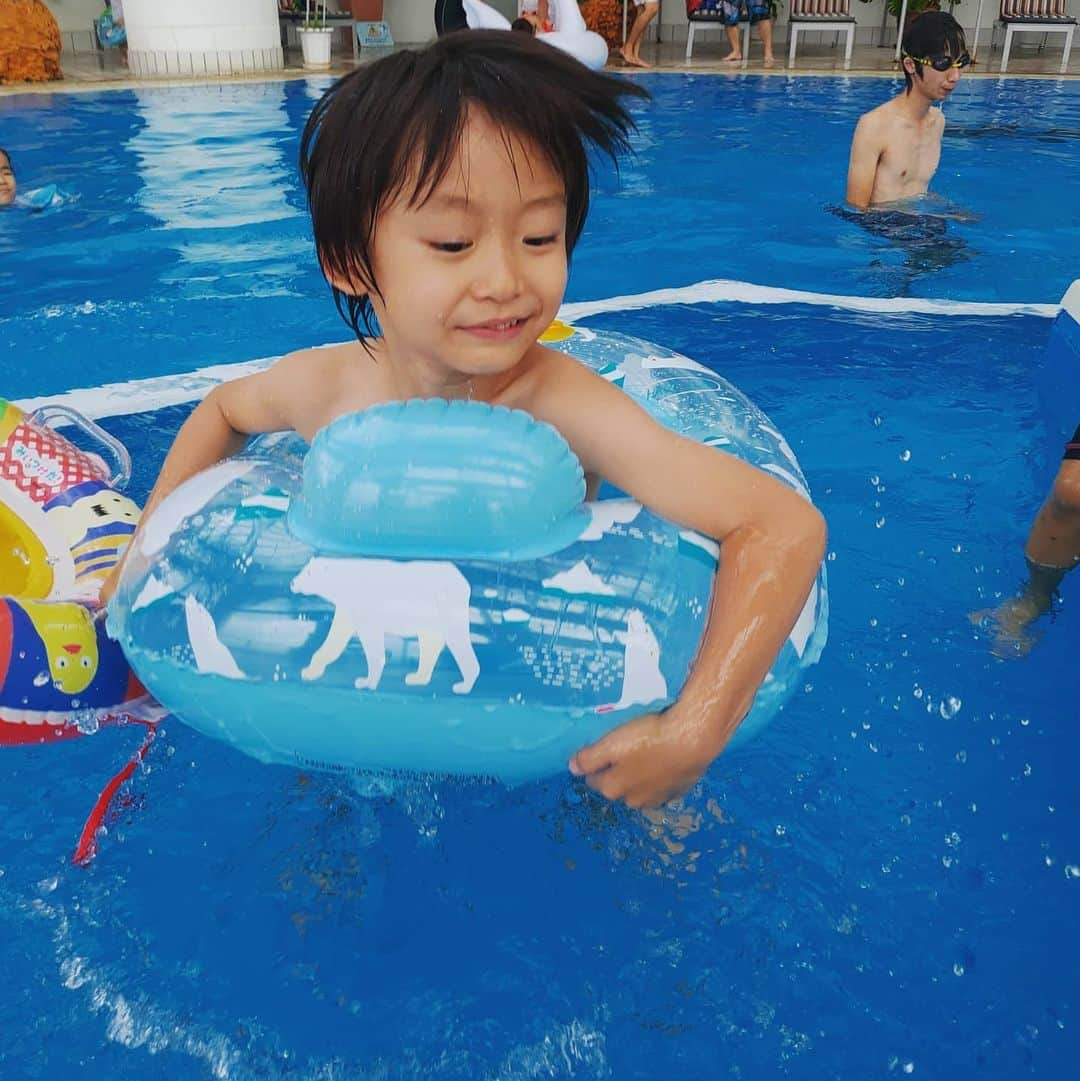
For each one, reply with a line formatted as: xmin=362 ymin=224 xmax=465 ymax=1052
xmin=96 ymin=15 xmax=127 ymax=48
xmin=107 ymin=326 xmax=829 ymax=783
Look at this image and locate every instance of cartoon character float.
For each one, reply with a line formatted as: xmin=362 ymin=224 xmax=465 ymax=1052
xmin=108 ymin=326 xmax=828 ymax=784
xmin=464 ymin=0 xmax=610 ymax=71
xmin=0 ymin=398 xmax=163 ymax=862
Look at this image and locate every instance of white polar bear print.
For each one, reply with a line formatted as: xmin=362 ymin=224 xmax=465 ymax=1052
xmin=291 ymin=557 xmax=480 ymax=694
xmin=598 ymin=609 xmax=668 ymax=712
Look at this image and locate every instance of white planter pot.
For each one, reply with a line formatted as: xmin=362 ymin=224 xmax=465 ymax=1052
xmin=298 ymin=27 xmax=333 ymax=70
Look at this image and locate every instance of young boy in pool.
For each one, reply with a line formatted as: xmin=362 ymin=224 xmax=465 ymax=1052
xmin=846 ymin=12 xmax=968 ymax=211
xmin=0 ymin=149 xmax=16 ymax=207
xmin=102 ymin=32 xmax=826 ymax=809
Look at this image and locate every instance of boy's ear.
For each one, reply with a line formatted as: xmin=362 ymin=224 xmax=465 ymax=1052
xmin=320 ymin=255 xmax=370 ymax=299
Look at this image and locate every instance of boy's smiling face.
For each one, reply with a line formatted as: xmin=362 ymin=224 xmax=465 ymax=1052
xmin=337 ymin=110 xmax=568 ymax=391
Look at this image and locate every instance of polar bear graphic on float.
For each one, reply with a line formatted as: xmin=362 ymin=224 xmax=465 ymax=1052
xmin=610 ymin=608 xmax=668 ymax=711
xmin=290 ymin=557 xmax=480 ymax=694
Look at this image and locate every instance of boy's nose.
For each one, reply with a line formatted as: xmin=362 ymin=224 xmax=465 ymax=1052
xmin=472 ymin=240 xmax=522 ymax=302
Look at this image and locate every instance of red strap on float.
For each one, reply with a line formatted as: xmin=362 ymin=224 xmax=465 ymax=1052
xmin=72 ymin=718 xmax=158 ymax=866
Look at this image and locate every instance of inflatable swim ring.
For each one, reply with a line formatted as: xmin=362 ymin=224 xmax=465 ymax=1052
xmin=464 ymin=0 xmax=609 ymax=71
xmin=108 ymin=327 xmax=828 ymax=784
xmin=0 ymin=398 xmax=162 ymax=861
xmin=11 ymin=184 xmax=65 ymax=212
xmin=96 ymin=11 xmax=126 ymax=49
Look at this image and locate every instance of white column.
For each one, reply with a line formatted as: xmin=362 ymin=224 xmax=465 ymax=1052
xmin=124 ymin=0 xmax=284 ymax=79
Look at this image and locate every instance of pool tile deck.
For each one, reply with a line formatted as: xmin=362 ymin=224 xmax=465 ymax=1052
xmin=3 ymin=36 xmax=1077 ymax=95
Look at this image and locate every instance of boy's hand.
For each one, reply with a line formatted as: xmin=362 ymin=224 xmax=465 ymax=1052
xmin=568 ymin=706 xmax=728 ymax=809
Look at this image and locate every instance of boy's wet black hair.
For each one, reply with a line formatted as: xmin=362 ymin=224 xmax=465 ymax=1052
xmin=902 ymin=12 xmax=966 ymax=93
xmin=0 ymin=148 xmax=10 ymax=168
xmin=299 ymin=30 xmax=649 ymax=342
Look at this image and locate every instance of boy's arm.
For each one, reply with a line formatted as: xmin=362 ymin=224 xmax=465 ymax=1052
xmin=536 ymin=361 xmax=827 ymax=808
xmin=99 ymin=354 xmax=323 ymax=604
xmin=845 ymin=114 xmax=881 ymax=211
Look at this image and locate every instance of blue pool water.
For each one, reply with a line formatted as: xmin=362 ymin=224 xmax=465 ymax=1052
xmin=2 ymin=74 xmax=1079 ymax=1079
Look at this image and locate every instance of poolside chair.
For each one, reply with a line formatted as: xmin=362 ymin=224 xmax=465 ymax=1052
xmin=685 ymin=0 xmax=751 ymax=65
xmin=786 ymin=0 xmax=856 ymax=70
xmin=994 ymin=0 xmax=1076 ymax=73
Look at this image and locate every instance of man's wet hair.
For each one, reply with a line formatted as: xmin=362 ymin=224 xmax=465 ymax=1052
xmin=299 ymin=30 xmax=649 ymax=341
xmin=902 ymin=11 xmax=966 ymax=93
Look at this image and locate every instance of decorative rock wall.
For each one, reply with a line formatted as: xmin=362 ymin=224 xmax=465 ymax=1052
xmin=0 ymin=0 xmax=63 ymax=84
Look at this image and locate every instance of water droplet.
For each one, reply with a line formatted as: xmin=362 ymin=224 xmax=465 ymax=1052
xmin=939 ymin=696 xmax=961 ymax=719
xmin=32 ymin=670 xmax=51 ymax=688
xmin=70 ymin=710 xmax=100 ymax=736
xmin=899 ymin=450 xmax=911 ymax=462
xmin=953 ymin=963 xmax=964 ymax=977
xmin=875 ymin=516 xmax=886 ymax=528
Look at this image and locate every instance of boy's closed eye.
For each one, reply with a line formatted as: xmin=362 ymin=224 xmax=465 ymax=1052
xmin=430 ymin=240 xmax=472 ymax=253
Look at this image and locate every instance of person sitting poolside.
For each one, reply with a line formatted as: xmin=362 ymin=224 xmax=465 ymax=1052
xmin=971 ymin=427 xmax=1080 ymax=657
xmin=717 ymin=0 xmax=774 ymax=68
xmin=0 ymin=148 xmax=15 ymax=207
xmin=846 ymin=12 xmax=969 ymax=211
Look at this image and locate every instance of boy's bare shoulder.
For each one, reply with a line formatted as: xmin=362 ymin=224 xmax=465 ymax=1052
xmin=855 ymin=100 xmax=894 ymax=136
xmin=270 ymin=341 xmax=355 ymax=378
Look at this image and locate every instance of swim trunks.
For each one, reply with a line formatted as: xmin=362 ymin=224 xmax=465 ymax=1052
xmin=686 ymin=0 xmax=769 ymax=21
xmin=1065 ymin=425 xmax=1080 ymax=461
xmin=722 ymin=0 xmax=772 ymax=25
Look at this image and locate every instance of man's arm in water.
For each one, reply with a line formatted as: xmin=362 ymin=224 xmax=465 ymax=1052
xmin=846 ymin=113 xmax=883 ymax=211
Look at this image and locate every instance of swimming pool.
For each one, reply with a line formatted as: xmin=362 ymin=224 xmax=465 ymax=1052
xmin=2 ymin=73 xmax=1079 ymax=1079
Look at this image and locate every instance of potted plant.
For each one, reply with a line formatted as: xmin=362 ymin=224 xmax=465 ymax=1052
xmin=298 ymin=0 xmax=334 ymax=70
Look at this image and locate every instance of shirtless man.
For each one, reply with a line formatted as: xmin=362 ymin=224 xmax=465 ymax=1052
xmin=846 ymin=13 xmax=968 ymax=210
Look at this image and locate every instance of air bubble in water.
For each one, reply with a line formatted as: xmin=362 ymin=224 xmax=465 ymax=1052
xmin=71 ymin=710 xmax=100 ymax=736
xmin=899 ymin=450 xmax=911 ymax=462
xmin=939 ymin=696 xmax=961 ymax=719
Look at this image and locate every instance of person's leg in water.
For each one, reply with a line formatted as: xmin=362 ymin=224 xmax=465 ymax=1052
xmin=621 ymin=1 xmax=659 ymax=67
xmin=971 ymin=437 xmax=1080 ymax=656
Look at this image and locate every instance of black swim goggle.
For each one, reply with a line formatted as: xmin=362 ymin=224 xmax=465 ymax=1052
xmin=906 ymin=51 xmax=971 ymax=72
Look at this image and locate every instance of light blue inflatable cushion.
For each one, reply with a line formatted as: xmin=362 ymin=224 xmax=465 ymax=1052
xmin=286 ymin=399 xmax=591 ymax=559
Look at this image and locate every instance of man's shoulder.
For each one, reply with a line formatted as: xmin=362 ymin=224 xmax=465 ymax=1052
xmin=856 ymin=100 xmax=898 ymax=131
xmin=852 ymin=102 xmax=892 ymax=146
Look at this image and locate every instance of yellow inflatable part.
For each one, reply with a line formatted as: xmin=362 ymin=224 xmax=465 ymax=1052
xmin=0 ymin=501 xmax=53 ymax=598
